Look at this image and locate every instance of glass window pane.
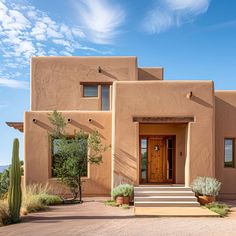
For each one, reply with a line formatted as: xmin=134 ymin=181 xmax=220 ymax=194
xmin=141 ymin=138 xmax=147 ymax=180
xmin=167 ymin=139 xmax=173 ymax=149
xmin=141 ymin=138 xmax=147 ymax=149
xmin=83 ymin=85 xmax=98 ymax=97
xmin=101 ymin=85 xmax=110 ymax=110
xmin=141 ymin=149 xmax=147 ymax=179
xmin=225 ymin=139 xmax=234 ymax=167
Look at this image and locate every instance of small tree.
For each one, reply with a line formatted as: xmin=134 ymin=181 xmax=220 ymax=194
xmin=48 ymin=111 xmax=108 ymax=202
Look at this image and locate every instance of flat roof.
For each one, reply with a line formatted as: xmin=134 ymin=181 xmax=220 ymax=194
xmin=6 ymin=122 xmax=24 ymax=133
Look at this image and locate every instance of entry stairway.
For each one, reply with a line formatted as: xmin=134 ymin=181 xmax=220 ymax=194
xmin=134 ymin=185 xmax=200 ymax=207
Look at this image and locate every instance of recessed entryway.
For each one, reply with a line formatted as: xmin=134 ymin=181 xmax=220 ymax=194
xmin=139 ymin=135 xmax=176 ymax=184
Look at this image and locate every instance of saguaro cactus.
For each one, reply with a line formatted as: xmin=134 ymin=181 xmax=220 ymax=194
xmin=8 ymin=138 xmax=22 ymax=223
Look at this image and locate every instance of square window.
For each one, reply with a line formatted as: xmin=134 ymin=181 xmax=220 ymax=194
xmin=51 ymin=137 xmax=88 ymax=177
xmin=83 ymin=85 xmax=98 ymax=97
xmin=224 ymin=138 xmax=234 ymax=168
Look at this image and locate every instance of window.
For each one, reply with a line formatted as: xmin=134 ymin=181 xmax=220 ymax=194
xmin=140 ymin=138 xmax=147 ymax=181
xmin=101 ymin=85 xmax=110 ymax=110
xmin=83 ymin=85 xmax=98 ymax=97
xmin=51 ymin=137 xmax=88 ymax=177
xmin=224 ymin=138 xmax=234 ymax=168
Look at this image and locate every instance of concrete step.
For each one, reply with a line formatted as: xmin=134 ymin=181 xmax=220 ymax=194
xmin=134 ymin=191 xmax=195 ymax=196
xmin=134 ymin=201 xmax=200 ymax=207
xmin=134 ymin=196 xmax=197 ymax=202
xmin=134 ymin=186 xmax=192 ymax=192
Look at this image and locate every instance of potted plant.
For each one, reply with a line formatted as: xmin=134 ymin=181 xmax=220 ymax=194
xmin=191 ymin=176 xmax=222 ymax=205
xmin=111 ymin=184 xmax=133 ymax=205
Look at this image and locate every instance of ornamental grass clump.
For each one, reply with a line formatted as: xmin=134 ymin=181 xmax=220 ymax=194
xmin=0 ymin=201 xmax=10 ymax=226
xmin=22 ymin=184 xmax=62 ymax=213
xmin=191 ymin=176 xmax=222 ymax=196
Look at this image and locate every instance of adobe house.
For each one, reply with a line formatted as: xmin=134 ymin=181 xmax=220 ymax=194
xmin=7 ymin=56 xmax=236 ymax=205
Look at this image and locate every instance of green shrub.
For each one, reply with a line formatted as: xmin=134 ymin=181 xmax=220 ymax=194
xmin=0 ymin=169 xmax=10 ymax=199
xmin=191 ymin=176 xmax=221 ymax=196
xmin=37 ymin=194 xmax=62 ymax=205
xmin=121 ymin=204 xmax=130 ymax=209
xmin=22 ymin=184 xmax=62 ymax=213
xmin=205 ymin=202 xmax=230 ymax=217
xmin=111 ymin=184 xmax=134 ymax=199
xmin=104 ymin=200 xmax=119 ymax=207
xmin=0 ymin=201 xmax=10 ymax=226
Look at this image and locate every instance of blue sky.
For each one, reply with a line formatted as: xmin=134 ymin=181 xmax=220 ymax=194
xmin=0 ymin=0 xmax=236 ymax=165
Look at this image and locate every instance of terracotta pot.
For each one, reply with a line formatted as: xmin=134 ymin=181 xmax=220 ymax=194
xmin=116 ymin=196 xmax=130 ymax=205
xmin=198 ymin=195 xmax=215 ymax=205
xmin=123 ymin=196 xmax=130 ymax=205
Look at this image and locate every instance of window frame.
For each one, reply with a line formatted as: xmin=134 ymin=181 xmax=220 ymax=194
xmin=50 ymin=135 xmax=89 ymax=178
xmin=82 ymin=84 xmax=98 ymax=97
xmin=224 ymin=138 xmax=234 ymax=168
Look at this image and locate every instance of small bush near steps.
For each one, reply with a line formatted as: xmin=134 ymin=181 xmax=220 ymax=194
xmin=205 ymin=202 xmax=230 ymax=217
xmin=104 ymin=200 xmax=130 ymax=209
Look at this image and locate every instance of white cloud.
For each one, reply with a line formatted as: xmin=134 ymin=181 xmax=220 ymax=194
xmin=0 ymin=0 xmax=107 ymax=89
xmin=143 ymin=0 xmax=211 ymax=34
xmin=74 ymin=0 xmax=125 ymax=44
xmin=0 ymin=77 xmax=29 ymax=89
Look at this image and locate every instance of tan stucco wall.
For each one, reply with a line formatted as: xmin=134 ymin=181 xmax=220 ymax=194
xmin=139 ymin=123 xmax=186 ymax=184
xmin=112 ymin=81 xmax=215 ymax=186
xmin=138 ymin=67 xmax=163 ymax=80
xmin=31 ymin=56 xmax=138 ymax=111
xmin=215 ymin=91 xmax=236 ymax=199
xmin=24 ymin=111 xmax=112 ymax=196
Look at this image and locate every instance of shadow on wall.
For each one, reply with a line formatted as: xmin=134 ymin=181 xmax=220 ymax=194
xmin=138 ymin=68 xmax=161 ymax=81
xmin=33 ymin=119 xmax=54 ymax=133
xmin=69 ymin=119 xmax=106 ymax=140
xmin=33 ymin=119 xmax=106 ymax=139
xmin=191 ymin=95 xmax=213 ymax=108
xmin=113 ymin=148 xmax=137 ymax=185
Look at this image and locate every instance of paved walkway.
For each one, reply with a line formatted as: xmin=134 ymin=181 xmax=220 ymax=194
xmin=1 ymin=198 xmax=236 ymax=236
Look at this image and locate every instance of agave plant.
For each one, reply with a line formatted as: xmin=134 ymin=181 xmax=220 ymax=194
xmin=191 ymin=176 xmax=222 ymax=197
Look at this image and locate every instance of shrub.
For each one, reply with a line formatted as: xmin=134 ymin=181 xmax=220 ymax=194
xmin=111 ymin=184 xmax=134 ymax=199
xmin=191 ymin=176 xmax=221 ymax=196
xmin=22 ymin=184 xmax=62 ymax=213
xmin=0 ymin=201 xmax=10 ymax=226
xmin=23 ymin=195 xmax=48 ymax=213
xmin=104 ymin=200 xmax=118 ymax=207
xmin=0 ymin=169 xmax=10 ymax=199
xmin=205 ymin=202 xmax=230 ymax=217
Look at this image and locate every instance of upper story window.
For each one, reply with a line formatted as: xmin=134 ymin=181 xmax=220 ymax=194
xmin=101 ymin=85 xmax=110 ymax=111
xmin=83 ymin=85 xmax=98 ymax=97
xmin=224 ymin=138 xmax=234 ymax=168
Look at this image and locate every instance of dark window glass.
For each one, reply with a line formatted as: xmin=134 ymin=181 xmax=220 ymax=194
xmin=224 ymin=138 xmax=234 ymax=168
xmin=52 ymin=137 xmax=88 ymax=177
xmin=83 ymin=85 xmax=98 ymax=97
xmin=166 ymin=138 xmax=174 ymax=180
xmin=101 ymin=85 xmax=110 ymax=110
xmin=141 ymin=138 xmax=147 ymax=180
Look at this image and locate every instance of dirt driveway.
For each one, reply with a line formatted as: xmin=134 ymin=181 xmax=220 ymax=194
xmin=1 ymin=198 xmax=236 ymax=236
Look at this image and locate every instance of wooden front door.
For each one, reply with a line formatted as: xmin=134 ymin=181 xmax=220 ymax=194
xmin=148 ymin=137 xmax=164 ymax=183
xmin=140 ymin=135 xmax=175 ymax=184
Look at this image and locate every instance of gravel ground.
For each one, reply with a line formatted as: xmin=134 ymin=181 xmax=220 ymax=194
xmin=1 ymin=198 xmax=236 ymax=236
